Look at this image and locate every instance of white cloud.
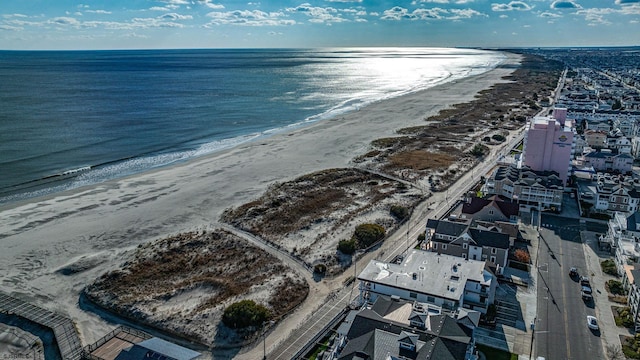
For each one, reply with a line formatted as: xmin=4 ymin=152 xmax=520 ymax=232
xmin=412 ymin=0 xmax=476 ymax=3
xmin=616 ymin=0 xmax=640 ymax=4
xmin=382 ymin=6 xmax=486 ymax=20
xmin=2 ymin=14 xmax=28 ymax=18
xmin=491 ymin=1 xmax=533 ymax=11
xmin=550 ymin=1 xmax=582 ymax=9
xmin=619 ymin=4 xmax=640 ymax=14
xmin=286 ymin=4 xmax=347 ymax=24
xmin=49 ymin=17 xmax=81 ymax=26
xmin=575 ymin=7 xmax=614 ymax=25
xmin=539 ymin=11 xmax=562 ymax=18
xmin=326 ymin=0 xmax=363 ymax=2
xmin=197 ymin=0 xmax=225 ymax=9
xmin=206 ymin=10 xmax=296 ymax=26
xmin=0 ymin=24 xmax=22 ymax=31
xmin=160 ymin=13 xmax=193 ymax=20
xmin=159 ymin=0 xmax=189 ymax=4
xmin=86 ymin=10 xmax=112 ymax=14
xmin=499 ymin=14 xmax=509 ymax=18
xmin=150 ymin=7 xmax=171 ymax=11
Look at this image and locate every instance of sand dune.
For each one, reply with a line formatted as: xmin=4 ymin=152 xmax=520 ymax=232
xmin=0 ymin=53 xmax=521 ymax=356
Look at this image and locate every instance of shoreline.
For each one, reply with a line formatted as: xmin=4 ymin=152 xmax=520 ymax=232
xmin=0 ymin=50 xmax=504 ymax=208
xmin=0 ymin=52 xmax=522 ymax=354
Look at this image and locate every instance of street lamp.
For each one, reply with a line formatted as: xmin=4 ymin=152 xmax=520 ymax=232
xmin=262 ymin=320 xmax=275 ymax=360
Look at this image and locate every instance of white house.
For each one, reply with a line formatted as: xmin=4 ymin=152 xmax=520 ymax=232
xmin=357 ymin=250 xmax=496 ymax=314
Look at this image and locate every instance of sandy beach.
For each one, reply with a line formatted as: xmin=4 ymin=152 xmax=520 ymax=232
xmin=0 ymin=52 xmax=521 ymax=356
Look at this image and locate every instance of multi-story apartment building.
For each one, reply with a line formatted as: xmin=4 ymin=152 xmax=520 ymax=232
xmin=626 ymin=269 xmax=640 ymax=332
xmin=522 ymin=107 xmax=576 ymax=184
xmin=583 ymin=149 xmax=633 ymax=174
xmin=332 ymin=295 xmax=479 ymax=360
xmin=425 ymin=218 xmax=510 ymax=268
xmin=483 ymin=165 xmax=564 ymax=212
xmin=579 ymin=175 xmax=640 ymax=215
xmin=584 ymin=129 xmax=608 ymax=149
xmin=357 ymin=251 xmax=496 ymax=314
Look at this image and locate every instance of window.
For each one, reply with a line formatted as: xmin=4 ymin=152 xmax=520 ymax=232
xmin=427 ymin=296 xmax=435 ymax=303
xmin=462 ymin=253 xmax=467 ymax=259
xmin=399 ymin=342 xmax=416 ymax=351
xmin=409 ymin=292 xmax=417 ymax=299
xmin=433 ymin=243 xmax=438 ymax=250
xmin=442 ymin=244 xmax=447 ymax=250
xmin=463 ymin=243 xmax=468 ymax=249
xmin=491 ymin=248 xmax=497 ymax=254
xmin=490 ymin=256 xmax=496 ymax=263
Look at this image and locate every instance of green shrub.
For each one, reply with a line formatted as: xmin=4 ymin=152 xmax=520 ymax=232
xmin=492 ymin=134 xmax=506 ymax=142
xmin=471 ymin=144 xmax=487 ymax=157
xmin=337 ymin=239 xmax=356 ymax=255
xmin=222 ymin=300 xmax=271 ymax=329
xmin=390 ymin=205 xmax=409 ymax=220
xmin=608 ymin=280 xmax=627 ymax=296
xmin=354 ymin=224 xmax=385 ymax=248
xmin=615 ymin=307 xmax=635 ymax=328
xmin=602 ymin=259 xmax=618 ymax=276
xmin=623 ymin=334 xmax=640 ymax=359
xmin=314 ymin=263 xmax=327 ymax=274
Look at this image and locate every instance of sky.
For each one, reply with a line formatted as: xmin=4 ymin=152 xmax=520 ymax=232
xmin=0 ymin=0 xmax=639 ymax=50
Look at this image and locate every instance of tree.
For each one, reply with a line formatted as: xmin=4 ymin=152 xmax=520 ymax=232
xmin=390 ymin=205 xmax=409 ymax=220
xmin=470 ymin=144 xmax=486 ymax=157
xmin=337 ymin=239 xmax=356 ymax=255
xmin=491 ymin=134 xmax=506 ymax=142
xmin=353 ymin=224 xmax=385 ymax=248
xmin=514 ymin=249 xmax=530 ymax=264
xmin=612 ymin=98 xmax=623 ymax=110
xmin=222 ymin=300 xmax=271 ymax=329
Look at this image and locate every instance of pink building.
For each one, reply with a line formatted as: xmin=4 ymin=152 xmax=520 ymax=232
xmin=523 ymin=107 xmax=575 ymax=184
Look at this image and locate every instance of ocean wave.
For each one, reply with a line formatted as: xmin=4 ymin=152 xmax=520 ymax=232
xmin=0 ymin=48 xmax=506 ymax=206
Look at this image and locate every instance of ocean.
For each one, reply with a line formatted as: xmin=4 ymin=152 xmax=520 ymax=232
xmin=0 ymin=48 xmax=504 ymax=205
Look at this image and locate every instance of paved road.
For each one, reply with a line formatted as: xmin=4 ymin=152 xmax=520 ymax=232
xmin=534 ymin=214 xmax=604 ymax=360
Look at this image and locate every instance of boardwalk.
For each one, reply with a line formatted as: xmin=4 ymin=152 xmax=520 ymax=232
xmin=0 ymin=292 xmax=83 ymax=360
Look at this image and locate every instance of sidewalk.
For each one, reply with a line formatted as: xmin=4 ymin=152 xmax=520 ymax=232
xmin=581 ymin=229 xmax=634 ymax=355
xmin=475 ymin=223 xmax=538 ymax=359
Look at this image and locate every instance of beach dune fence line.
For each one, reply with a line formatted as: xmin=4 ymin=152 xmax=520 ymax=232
xmin=0 ymin=291 xmax=83 ymax=360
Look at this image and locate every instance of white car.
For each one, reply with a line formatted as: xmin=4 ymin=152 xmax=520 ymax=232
xmin=587 ymin=315 xmax=599 ymax=330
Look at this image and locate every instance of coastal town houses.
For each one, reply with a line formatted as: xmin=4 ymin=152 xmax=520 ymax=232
xmin=357 ymin=251 xmax=497 ymax=315
xmin=598 ymin=212 xmax=640 ymax=277
xmin=584 ymin=129 xmax=608 ymax=149
xmin=425 ymin=218 xmax=510 ymax=269
xmin=625 ymin=269 xmax=640 ymax=333
xmin=582 ymin=149 xmax=633 ymax=174
xmin=330 ymin=295 xmax=479 ymax=360
xmin=606 ymin=129 xmax=633 ymax=155
xmin=482 ymin=165 xmax=564 ymax=213
xmin=522 ymin=107 xmax=576 ymax=184
xmin=578 ymin=173 xmax=640 ymax=216
xmin=459 ymin=195 xmax=520 ymax=244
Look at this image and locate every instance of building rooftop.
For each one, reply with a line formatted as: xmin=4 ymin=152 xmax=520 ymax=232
xmin=358 ymin=251 xmax=490 ymax=301
xmin=115 ymin=338 xmax=201 ymax=360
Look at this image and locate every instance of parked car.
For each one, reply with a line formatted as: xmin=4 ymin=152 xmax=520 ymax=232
xmin=580 ymin=276 xmax=591 ymax=287
xmin=581 ymin=286 xmax=593 ymax=301
xmin=569 ymin=267 xmax=579 ymax=277
xmin=587 ymin=315 xmax=599 ymax=330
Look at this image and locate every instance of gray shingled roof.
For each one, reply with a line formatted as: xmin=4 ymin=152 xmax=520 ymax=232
xmin=340 ymin=296 xmax=472 ymax=360
xmin=468 ymin=228 xmax=510 ymax=249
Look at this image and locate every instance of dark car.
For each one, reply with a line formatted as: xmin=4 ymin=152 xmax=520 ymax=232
xmin=569 ymin=267 xmax=578 ymax=277
xmin=580 ymin=275 xmax=591 ymax=287
xmin=581 ymin=286 xmax=593 ymax=301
